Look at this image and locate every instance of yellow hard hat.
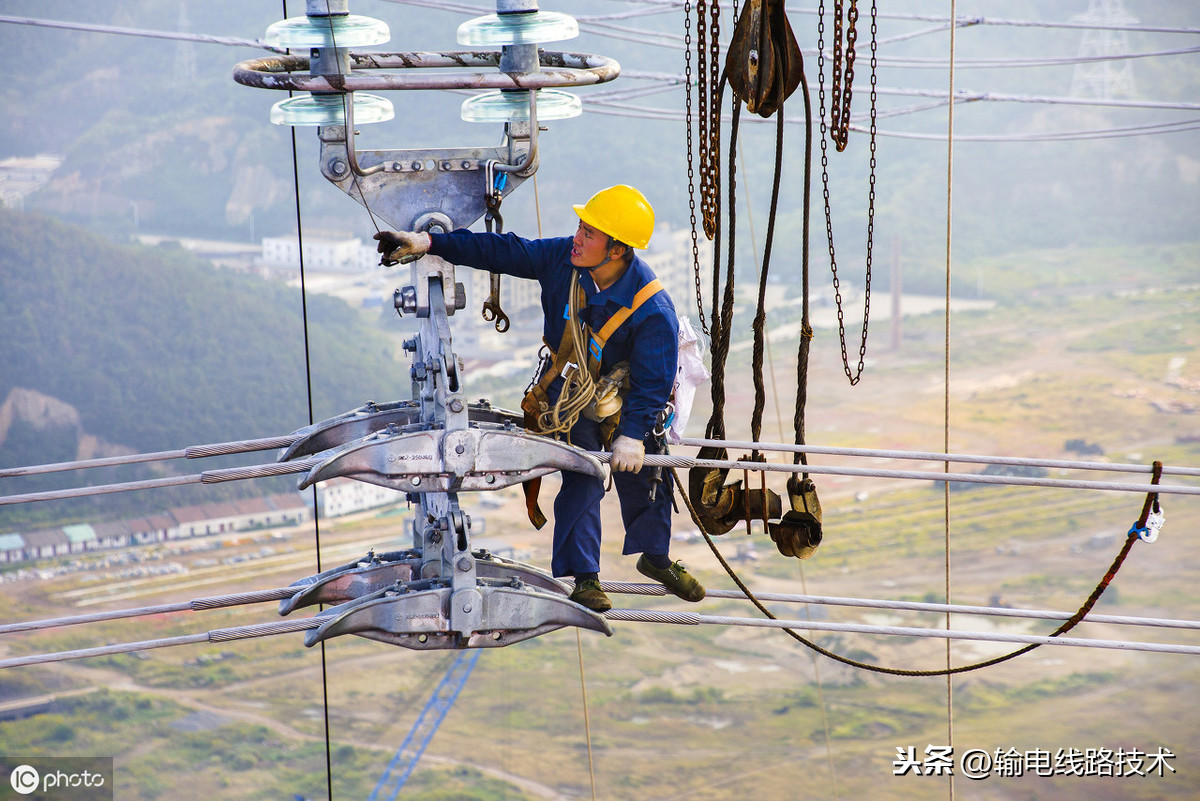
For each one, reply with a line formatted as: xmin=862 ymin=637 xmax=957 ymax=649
xmin=572 ymin=185 xmax=655 ymax=250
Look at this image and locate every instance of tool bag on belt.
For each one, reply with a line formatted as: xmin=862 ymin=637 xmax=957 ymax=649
xmin=518 ymin=274 xmax=664 ymax=528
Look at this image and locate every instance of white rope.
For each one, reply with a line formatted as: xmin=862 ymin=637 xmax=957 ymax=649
xmin=597 ymin=582 xmax=1200 ymax=632
xmin=0 ymin=618 xmax=319 ymax=670
xmin=0 ymin=458 xmax=318 ymax=506
xmin=1 ymin=441 xmax=1194 ymax=507
xmin=590 ymin=453 xmax=1200 ymax=497
xmin=0 ymin=435 xmax=298 ymax=479
xmin=603 ymin=610 xmax=1200 ymax=657
xmin=5 ymin=600 xmax=1197 ymax=671
xmin=0 ymin=587 xmax=296 ymax=635
xmin=676 ymin=436 xmax=1200 ymax=478
xmin=0 ymin=14 xmax=283 ymax=51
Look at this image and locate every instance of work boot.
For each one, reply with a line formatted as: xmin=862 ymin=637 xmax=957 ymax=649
xmin=569 ymin=578 xmax=613 ymax=612
xmin=636 ymin=555 xmax=706 ymax=602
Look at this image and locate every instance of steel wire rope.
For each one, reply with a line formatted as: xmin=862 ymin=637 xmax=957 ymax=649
xmin=531 ymin=168 xmax=597 ymax=799
xmin=0 ymin=618 xmax=321 ymax=670
xmin=595 ymin=584 xmax=1200 ymax=632
xmin=787 ymin=54 xmax=841 ymax=797
xmin=8 ymin=602 xmax=1200 ymax=672
xmin=0 ymin=587 xmax=297 ymax=635
xmin=8 ymin=577 xmax=1200 ymax=643
xmin=0 ymin=14 xmax=286 ymax=51
xmin=378 ymin=0 xmax=1200 ymax=48
xmin=1 ymin=411 xmax=1193 ymax=489
xmin=10 ymin=582 xmax=1200 ymax=671
xmin=577 ymin=3 xmax=1200 ymax=36
xmin=23 ymin=2 xmax=1190 ymax=51
xmin=667 ymin=463 xmax=1172 ymax=677
xmin=942 ymin=2 xmax=958 ymax=793
xmin=0 ymin=435 xmax=299 ymax=479
xmin=5 ymin=449 xmax=1200 ymax=508
xmin=673 ymin=440 xmax=1200 ymax=477
xmin=284 ymin=4 xmax=335 ymax=795
xmin=598 ymin=610 xmax=1200 ymax=655
xmin=567 ymin=97 xmax=1200 ymax=142
xmin=735 ymin=139 xmax=786 ymax=443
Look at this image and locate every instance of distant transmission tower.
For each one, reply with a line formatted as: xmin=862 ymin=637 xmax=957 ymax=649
xmin=1070 ymin=0 xmax=1137 ymax=99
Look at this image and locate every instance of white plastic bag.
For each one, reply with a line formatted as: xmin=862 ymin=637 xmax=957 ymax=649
xmin=668 ymin=315 xmax=710 ymax=443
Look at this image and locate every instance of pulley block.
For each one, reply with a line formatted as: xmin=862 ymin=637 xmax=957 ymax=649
xmin=768 ymin=475 xmax=823 ymax=559
xmin=303 ymin=577 xmax=612 ymax=650
xmin=279 ymin=399 xmax=523 ymax=462
xmin=280 ymin=548 xmax=570 ymax=615
xmin=297 ymin=424 xmax=604 ymax=493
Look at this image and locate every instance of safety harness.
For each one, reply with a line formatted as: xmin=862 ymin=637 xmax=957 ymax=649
xmin=519 ymin=271 xmax=664 ymax=528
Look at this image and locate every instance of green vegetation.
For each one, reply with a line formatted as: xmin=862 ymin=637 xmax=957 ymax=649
xmin=0 ymin=208 xmax=409 ymax=528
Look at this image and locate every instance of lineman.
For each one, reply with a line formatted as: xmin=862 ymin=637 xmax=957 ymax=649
xmin=374 ymin=185 xmax=704 ymax=612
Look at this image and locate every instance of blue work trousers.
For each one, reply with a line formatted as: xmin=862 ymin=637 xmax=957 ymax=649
xmin=550 ymin=416 xmax=673 ymax=578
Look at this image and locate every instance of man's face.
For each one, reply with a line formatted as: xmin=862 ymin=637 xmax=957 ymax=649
xmin=570 ymin=220 xmax=614 ymax=269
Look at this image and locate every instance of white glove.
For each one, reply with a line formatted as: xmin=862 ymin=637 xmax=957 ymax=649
xmin=610 ymin=435 xmax=646 ymax=473
xmin=373 ymin=231 xmax=431 ymax=266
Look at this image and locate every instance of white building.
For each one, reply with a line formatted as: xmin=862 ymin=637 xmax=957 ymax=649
xmin=0 ymin=154 xmax=64 ymax=210
xmin=640 ymin=225 xmax=714 ymax=322
xmin=318 ymin=477 xmax=406 ymax=517
xmin=259 ymin=234 xmax=378 ymax=272
xmin=466 ymin=269 xmax=543 ymax=322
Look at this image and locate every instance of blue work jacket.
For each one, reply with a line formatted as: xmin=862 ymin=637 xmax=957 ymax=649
xmin=430 ymin=230 xmax=679 ymax=441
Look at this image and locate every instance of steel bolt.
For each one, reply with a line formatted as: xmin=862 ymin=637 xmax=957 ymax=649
xmin=462 ymin=603 xmax=473 ymax=613
xmin=449 ymin=399 xmax=465 ymax=413
xmin=329 ymin=160 xmax=347 ymax=176
xmin=455 ymin=444 xmax=465 ymax=455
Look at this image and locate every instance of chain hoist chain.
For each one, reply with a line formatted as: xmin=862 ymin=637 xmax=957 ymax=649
xmin=696 ymin=0 xmax=723 ymax=241
xmin=827 ymin=0 xmax=858 ymax=152
xmin=705 ymin=0 xmax=722 ymax=236
xmin=819 ymin=0 xmax=877 ymax=385
xmin=684 ymin=0 xmax=710 ymax=338
xmin=696 ymin=0 xmax=711 ymax=237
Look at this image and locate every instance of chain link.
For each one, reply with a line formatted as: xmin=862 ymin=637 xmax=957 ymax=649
xmin=696 ymin=0 xmax=723 ymax=240
xmin=696 ymin=0 xmax=711 ymax=237
xmin=700 ymin=0 xmax=720 ymax=235
xmin=684 ymin=0 xmax=710 ymax=339
xmin=819 ymin=0 xmax=877 ymax=385
xmin=828 ymin=0 xmax=858 ymax=152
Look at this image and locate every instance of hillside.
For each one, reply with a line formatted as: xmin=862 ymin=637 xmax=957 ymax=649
xmin=0 ymin=207 xmax=409 ymax=526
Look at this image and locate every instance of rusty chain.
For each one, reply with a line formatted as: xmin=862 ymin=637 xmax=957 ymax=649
xmin=684 ymin=0 xmax=711 ymax=338
xmin=818 ymin=0 xmax=878 ymax=386
xmin=829 ymin=0 xmax=859 ymax=152
xmin=697 ymin=0 xmax=722 ymax=240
